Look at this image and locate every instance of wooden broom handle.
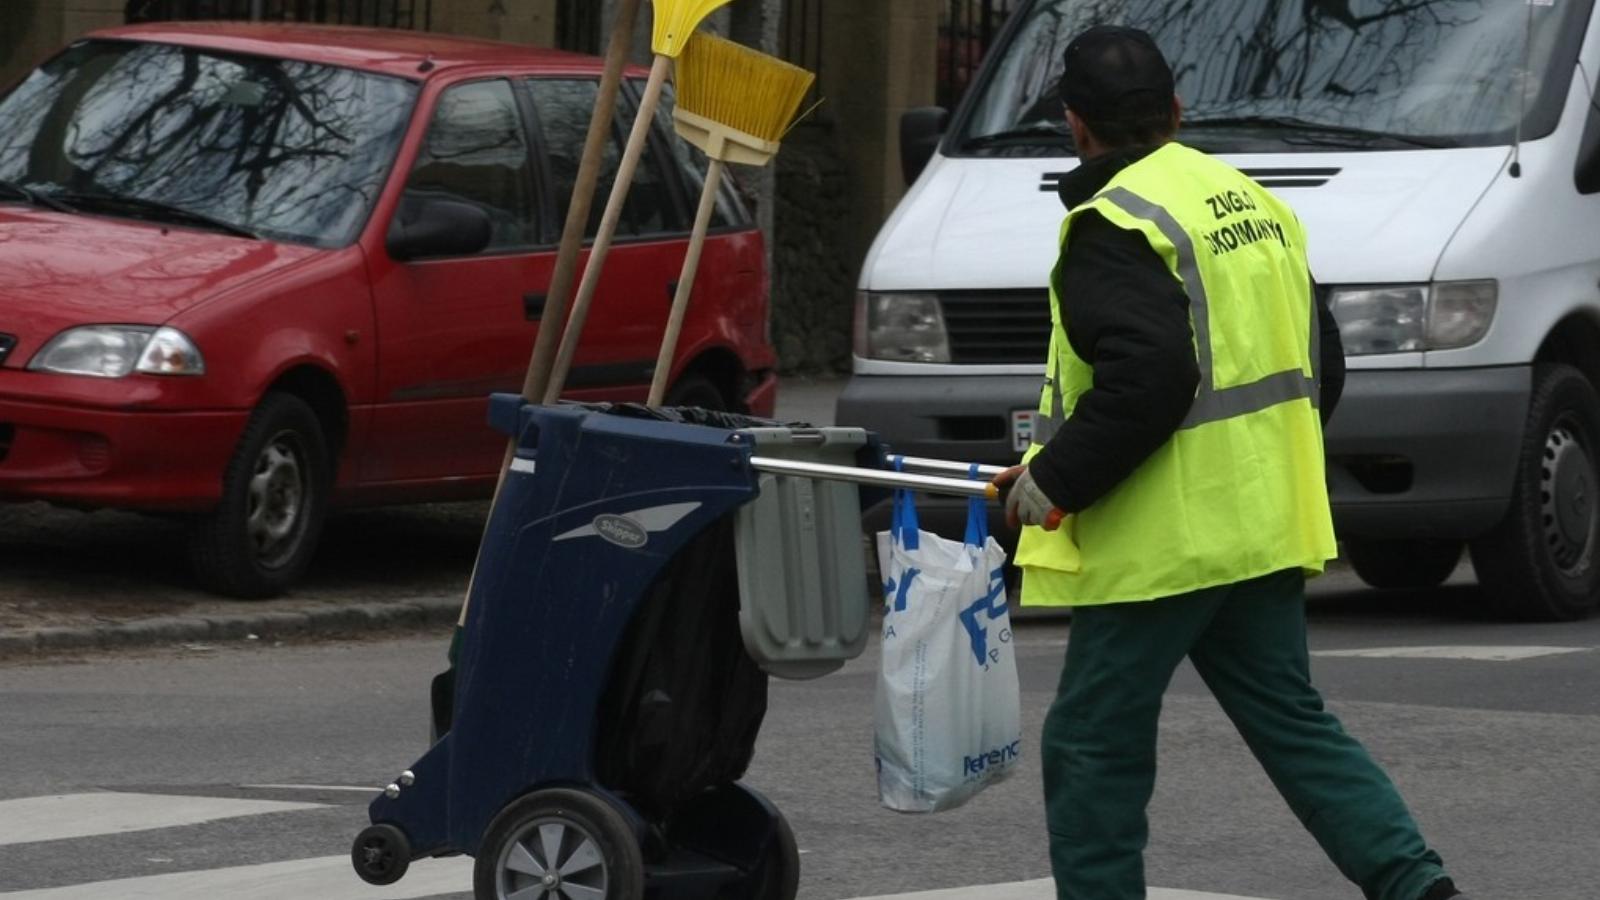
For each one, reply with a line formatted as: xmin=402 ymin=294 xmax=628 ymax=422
xmin=544 ymin=54 xmax=673 ymax=405
xmin=520 ymin=0 xmax=643 ymax=406
xmin=458 ymin=0 xmax=642 ymax=629
xmin=648 ymin=157 xmax=725 ymax=406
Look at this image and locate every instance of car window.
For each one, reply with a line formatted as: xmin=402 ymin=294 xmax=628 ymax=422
xmin=405 ymin=79 xmax=538 ymax=251
xmin=526 ymin=77 xmax=684 ymax=239
xmin=651 ymin=81 xmax=744 ymax=230
xmin=0 ymin=39 xmax=415 ymax=247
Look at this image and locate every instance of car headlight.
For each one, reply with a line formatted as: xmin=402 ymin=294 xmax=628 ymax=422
xmin=1329 ymin=280 xmax=1497 ymax=356
xmin=29 ymin=326 xmax=205 ymax=377
xmin=854 ymin=291 xmax=952 ymax=363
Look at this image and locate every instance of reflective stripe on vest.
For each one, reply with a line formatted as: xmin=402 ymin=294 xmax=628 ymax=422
xmin=1035 ymin=187 xmax=1320 ymax=445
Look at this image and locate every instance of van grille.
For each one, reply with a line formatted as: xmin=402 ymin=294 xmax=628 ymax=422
xmin=939 ymin=291 xmax=1052 ymax=364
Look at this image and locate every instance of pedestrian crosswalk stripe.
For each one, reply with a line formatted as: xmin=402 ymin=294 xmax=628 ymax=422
xmin=0 ymin=855 xmax=472 ymax=899
xmin=0 ymin=793 xmax=324 ymax=848
xmin=845 ymin=881 xmax=1273 ymax=899
xmin=1312 ymin=645 xmax=1593 ymax=661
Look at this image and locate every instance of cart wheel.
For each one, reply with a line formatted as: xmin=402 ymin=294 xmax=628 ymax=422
xmin=474 ymin=788 xmax=644 ymax=900
xmin=351 ymin=823 xmax=411 ymax=886
xmin=736 ymin=812 xmax=799 ymax=900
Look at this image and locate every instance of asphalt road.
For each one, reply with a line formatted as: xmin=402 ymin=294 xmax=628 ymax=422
xmin=2 ymin=567 xmax=1598 ymax=899
xmin=3 ymin=379 xmax=1599 ymax=898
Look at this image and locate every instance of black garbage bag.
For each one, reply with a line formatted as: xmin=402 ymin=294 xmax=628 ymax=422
xmin=593 ymin=514 xmax=768 ymax=822
xmin=583 ymin=402 xmax=810 ymax=431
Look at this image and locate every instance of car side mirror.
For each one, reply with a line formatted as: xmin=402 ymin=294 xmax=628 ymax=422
xmin=900 ymin=107 xmax=950 ymax=186
xmin=387 ymin=194 xmax=492 ymax=262
xmin=1577 ymin=99 xmax=1600 ymax=195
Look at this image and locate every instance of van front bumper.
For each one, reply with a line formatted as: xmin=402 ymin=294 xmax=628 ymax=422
xmin=1326 ymin=366 xmax=1529 ymax=540
xmin=840 ymin=366 xmax=1532 ymax=545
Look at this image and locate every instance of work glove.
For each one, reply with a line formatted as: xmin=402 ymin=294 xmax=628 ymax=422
xmin=992 ymin=465 xmax=1065 ymax=532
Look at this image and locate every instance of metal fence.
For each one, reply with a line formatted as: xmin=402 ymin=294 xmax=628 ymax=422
xmin=126 ymin=0 xmax=432 ymax=30
xmin=938 ymin=0 xmax=1021 ymax=108
xmin=555 ymin=0 xmax=603 ymax=55
xmin=780 ymin=0 xmax=824 ymax=112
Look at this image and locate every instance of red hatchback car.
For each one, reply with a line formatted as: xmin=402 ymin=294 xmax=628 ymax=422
xmin=0 ymin=24 xmax=777 ymax=597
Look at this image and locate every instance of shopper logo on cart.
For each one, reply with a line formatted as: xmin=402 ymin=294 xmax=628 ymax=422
xmin=593 ymin=514 xmax=650 ymax=549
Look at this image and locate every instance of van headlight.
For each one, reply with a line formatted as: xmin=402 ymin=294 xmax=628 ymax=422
xmin=29 ymin=326 xmax=206 ymax=377
xmin=853 ymin=291 xmax=952 ymax=363
xmin=1329 ymin=280 xmax=1497 ymax=356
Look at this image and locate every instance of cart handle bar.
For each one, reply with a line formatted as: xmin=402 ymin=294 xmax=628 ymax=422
xmin=892 ymin=456 xmax=1008 ymax=479
xmin=749 ymin=457 xmax=999 ymax=500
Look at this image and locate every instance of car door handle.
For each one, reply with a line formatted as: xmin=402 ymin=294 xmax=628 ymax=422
xmin=523 ymin=293 xmax=547 ymax=322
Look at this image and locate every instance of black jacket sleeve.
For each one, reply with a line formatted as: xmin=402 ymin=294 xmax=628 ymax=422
xmin=1027 ymin=211 xmax=1200 ymax=514
xmin=1317 ymin=286 xmax=1345 ymax=424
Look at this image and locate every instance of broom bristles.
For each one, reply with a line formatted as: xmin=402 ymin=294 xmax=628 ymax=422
xmin=676 ymin=32 xmax=817 ymax=145
xmin=652 ymin=0 xmax=735 ymax=58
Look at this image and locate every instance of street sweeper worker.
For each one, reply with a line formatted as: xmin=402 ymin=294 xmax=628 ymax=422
xmin=990 ymin=24 xmax=1470 ymax=900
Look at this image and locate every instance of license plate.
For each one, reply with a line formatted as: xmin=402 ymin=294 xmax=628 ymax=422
xmin=1010 ymin=409 xmax=1036 ymax=453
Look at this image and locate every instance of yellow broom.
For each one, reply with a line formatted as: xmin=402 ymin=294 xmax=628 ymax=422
xmin=647 ymin=32 xmax=816 ymax=406
xmin=542 ymin=0 xmax=736 ymax=404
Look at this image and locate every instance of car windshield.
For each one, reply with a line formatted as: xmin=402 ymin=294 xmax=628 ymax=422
xmin=0 ymin=39 xmax=417 ymax=246
xmin=957 ymin=0 xmax=1593 ymax=155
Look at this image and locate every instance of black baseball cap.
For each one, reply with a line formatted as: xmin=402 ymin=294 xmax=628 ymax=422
xmin=1056 ymin=25 xmax=1175 ymax=120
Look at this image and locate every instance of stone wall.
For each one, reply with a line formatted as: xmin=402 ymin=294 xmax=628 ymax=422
xmin=771 ymin=123 xmax=854 ymax=374
xmin=2 ymin=0 xmax=126 ymax=90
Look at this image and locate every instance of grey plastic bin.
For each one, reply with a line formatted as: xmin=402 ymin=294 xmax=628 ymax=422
xmin=732 ymin=428 xmax=874 ymax=680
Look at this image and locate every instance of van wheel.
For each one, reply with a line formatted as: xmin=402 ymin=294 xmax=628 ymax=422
xmin=1469 ymin=364 xmax=1600 ymax=621
xmin=1346 ymin=539 xmax=1461 ymax=590
xmin=666 ymin=374 xmax=728 ymax=412
xmin=189 ymin=393 xmax=331 ymax=599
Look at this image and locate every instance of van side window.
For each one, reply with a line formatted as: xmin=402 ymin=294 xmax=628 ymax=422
xmin=405 ymin=79 xmax=538 ymax=252
xmin=527 ymin=77 xmax=684 ymax=239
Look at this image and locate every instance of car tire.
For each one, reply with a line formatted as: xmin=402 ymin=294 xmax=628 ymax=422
xmin=665 ymin=373 xmax=728 ymax=412
xmin=473 ymin=788 xmax=644 ymax=900
xmin=1346 ymin=539 xmax=1462 ymax=591
xmin=1469 ymin=363 xmax=1600 ymax=621
xmin=188 ymin=393 xmax=331 ymax=599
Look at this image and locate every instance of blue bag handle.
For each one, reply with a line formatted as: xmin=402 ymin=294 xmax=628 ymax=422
xmin=891 ymin=456 xmax=920 ymax=550
xmin=964 ymin=463 xmax=988 ymax=549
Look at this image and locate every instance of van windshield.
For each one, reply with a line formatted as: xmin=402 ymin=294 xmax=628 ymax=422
xmin=0 ymin=40 xmax=417 ymax=246
xmin=958 ymin=0 xmax=1593 ymax=155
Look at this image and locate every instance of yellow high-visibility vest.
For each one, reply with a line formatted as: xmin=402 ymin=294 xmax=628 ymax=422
xmin=1016 ymin=142 xmax=1336 ymax=607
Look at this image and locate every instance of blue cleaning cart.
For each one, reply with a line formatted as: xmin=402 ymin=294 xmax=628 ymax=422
xmin=349 ymin=397 xmax=997 ymax=900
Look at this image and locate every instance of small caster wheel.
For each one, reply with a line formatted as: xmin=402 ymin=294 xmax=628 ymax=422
xmin=474 ymin=788 xmax=644 ymax=900
xmin=352 ymin=823 xmax=412 ymax=886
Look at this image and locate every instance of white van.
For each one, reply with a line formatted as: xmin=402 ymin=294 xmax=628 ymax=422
xmin=839 ymin=0 xmax=1600 ymax=620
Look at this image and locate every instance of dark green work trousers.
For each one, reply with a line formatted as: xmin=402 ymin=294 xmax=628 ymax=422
xmin=1042 ymin=569 xmax=1449 ymax=900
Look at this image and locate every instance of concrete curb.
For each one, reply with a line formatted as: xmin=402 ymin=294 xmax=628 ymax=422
xmin=0 ymin=598 xmax=461 ymax=661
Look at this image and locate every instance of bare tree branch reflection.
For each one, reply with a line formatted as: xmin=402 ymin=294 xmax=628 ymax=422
xmin=0 ymin=40 xmax=416 ymax=247
xmin=964 ymin=0 xmax=1578 ymax=148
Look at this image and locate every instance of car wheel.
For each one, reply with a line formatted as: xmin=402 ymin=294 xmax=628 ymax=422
xmin=1346 ymin=539 xmax=1462 ymax=590
xmin=1469 ymin=363 xmax=1600 ymax=621
xmin=665 ymin=374 xmax=728 ymax=412
xmin=474 ymin=788 xmax=644 ymax=900
xmin=188 ymin=393 xmax=331 ymax=599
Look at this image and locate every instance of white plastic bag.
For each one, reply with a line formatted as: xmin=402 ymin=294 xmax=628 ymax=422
xmin=874 ymin=464 xmax=1021 ymax=813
